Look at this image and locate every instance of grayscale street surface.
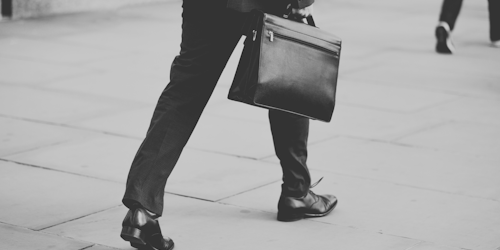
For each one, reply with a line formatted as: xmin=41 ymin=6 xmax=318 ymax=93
xmin=1 ymin=0 xmax=500 ymax=249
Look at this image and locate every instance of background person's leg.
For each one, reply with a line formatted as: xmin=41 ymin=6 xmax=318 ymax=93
xmin=439 ymin=0 xmax=463 ymax=30
xmin=122 ymin=5 xmax=246 ymax=216
xmin=436 ymin=0 xmax=463 ymax=53
xmin=488 ymin=0 xmax=500 ymax=42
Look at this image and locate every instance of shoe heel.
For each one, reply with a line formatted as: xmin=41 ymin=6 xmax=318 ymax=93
xmin=277 ymin=211 xmax=305 ymax=222
xmin=121 ymin=226 xmax=147 ymax=246
xmin=436 ymin=26 xmax=448 ymax=42
xmin=130 ymin=242 xmax=146 ymax=249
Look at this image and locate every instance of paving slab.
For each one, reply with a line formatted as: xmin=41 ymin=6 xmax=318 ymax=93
xmin=313 ymin=1 xmax=439 ymax=53
xmin=0 ymin=37 xmax=125 ymax=64
xmin=50 ymin=3 xmax=182 ymax=52
xmin=0 ymin=223 xmax=92 ymax=250
xmin=216 ymin=38 xmax=246 ymax=88
xmin=115 ymin=1 xmax=180 ymax=17
xmin=396 ymin=121 xmax=500 ymax=158
xmin=72 ymin=106 xmax=154 ymax=138
xmin=336 ymin=79 xmax=461 ymax=113
xmin=165 ymin=149 xmax=282 ymax=201
xmin=0 ymin=18 xmax=82 ymax=38
xmin=0 ymin=84 xmax=141 ymax=124
xmin=194 ymin=102 xmax=452 ymax=158
xmin=45 ymin=199 xmax=421 ymax=250
xmin=185 ymin=113 xmax=276 ymax=159
xmin=407 ymin=242 xmax=464 ymax=250
xmin=46 ymin=71 xmax=166 ymax=103
xmin=206 ymin=78 xmax=459 ymax=131
xmin=309 ymin=104 xmax=448 ymax=141
xmin=342 ymin=50 xmax=500 ymax=98
xmin=79 ymin=52 xmax=174 ymax=80
xmin=6 ymin=134 xmax=283 ymax=201
xmin=206 ymin=85 xmax=235 ymax=105
xmin=0 ymin=116 xmax=94 ymax=157
xmin=220 ymin=170 xmax=500 ymax=250
xmin=299 ymin=137 xmax=500 ymax=201
xmin=0 ymin=161 xmax=123 ymax=230
xmin=203 ymin=94 xmax=270 ymax=124
xmin=0 ymin=57 xmax=92 ymax=85
xmin=449 ymin=2 xmax=493 ymax=50
xmin=85 ymin=245 xmax=123 ymax=250
xmin=5 ymin=134 xmax=141 ymax=183
xmin=57 ymin=28 xmax=179 ymax=54
xmin=42 ymin=205 xmax=148 ymax=250
xmin=417 ymin=96 xmax=500 ymax=126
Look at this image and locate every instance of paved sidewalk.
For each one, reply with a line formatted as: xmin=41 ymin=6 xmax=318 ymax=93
xmin=1 ymin=0 xmax=500 ymax=249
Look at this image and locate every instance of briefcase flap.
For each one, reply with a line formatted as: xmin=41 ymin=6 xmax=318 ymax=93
xmin=253 ymin=13 xmax=341 ymax=122
xmin=262 ymin=13 xmax=342 ymax=49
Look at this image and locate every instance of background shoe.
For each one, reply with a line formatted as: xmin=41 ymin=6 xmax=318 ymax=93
xmin=277 ymin=178 xmax=338 ymax=222
xmin=492 ymin=40 xmax=500 ymax=48
xmin=435 ymin=22 xmax=454 ymax=54
xmin=121 ymin=207 xmax=174 ymax=250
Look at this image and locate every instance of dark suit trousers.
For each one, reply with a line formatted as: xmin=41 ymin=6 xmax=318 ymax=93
xmin=122 ymin=3 xmax=311 ymax=216
xmin=439 ymin=0 xmax=500 ymax=41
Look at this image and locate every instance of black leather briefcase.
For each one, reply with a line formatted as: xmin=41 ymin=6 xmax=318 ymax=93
xmin=228 ymin=10 xmax=341 ymax=122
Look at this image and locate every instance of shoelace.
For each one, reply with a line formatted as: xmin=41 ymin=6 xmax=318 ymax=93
xmin=310 ymin=177 xmax=324 ymax=189
xmin=307 ymin=177 xmax=324 ymax=197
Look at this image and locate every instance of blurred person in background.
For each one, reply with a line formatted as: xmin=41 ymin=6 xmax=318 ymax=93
xmin=119 ymin=1 xmax=338 ymax=250
xmin=435 ymin=0 xmax=500 ymax=54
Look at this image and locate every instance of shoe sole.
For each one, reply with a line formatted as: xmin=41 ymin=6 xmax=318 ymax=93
xmin=130 ymin=241 xmax=175 ymax=250
xmin=121 ymin=226 xmax=147 ymax=247
xmin=122 ymin=227 xmax=175 ymax=250
xmin=277 ymin=200 xmax=338 ymax=222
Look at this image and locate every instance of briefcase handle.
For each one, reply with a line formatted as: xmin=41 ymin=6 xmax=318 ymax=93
xmin=285 ymin=14 xmax=316 ymax=27
xmin=306 ymin=16 xmax=316 ymax=27
xmin=283 ymin=5 xmax=316 ymax=27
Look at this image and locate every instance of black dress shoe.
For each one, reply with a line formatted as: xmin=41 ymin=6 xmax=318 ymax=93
xmin=277 ymin=178 xmax=337 ymax=222
xmin=121 ymin=207 xmax=174 ymax=250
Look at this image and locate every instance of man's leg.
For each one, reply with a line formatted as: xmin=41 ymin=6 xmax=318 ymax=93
xmin=269 ymin=110 xmax=311 ymax=198
xmin=122 ymin=4 xmax=245 ymax=217
xmin=269 ymin=110 xmax=337 ymax=222
xmin=436 ymin=0 xmax=463 ymax=53
xmin=120 ymin=4 xmax=247 ymax=249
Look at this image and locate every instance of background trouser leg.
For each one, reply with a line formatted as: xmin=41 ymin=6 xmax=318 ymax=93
xmin=488 ymin=0 xmax=500 ymax=41
xmin=439 ymin=0 xmax=463 ymax=30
